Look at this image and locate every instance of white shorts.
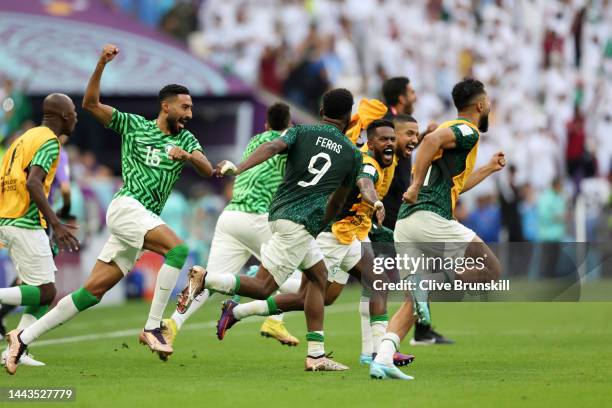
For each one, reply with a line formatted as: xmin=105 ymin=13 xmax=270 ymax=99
xmin=394 ymin=210 xmax=476 ymax=280
xmin=97 ymin=196 xmax=165 ymax=274
xmin=0 ymin=226 xmax=56 ymax=286
xmin=207 ymin=211 xmax=272 ymax=275
xmin=316 ymin=232 xmax=362 ymax=285
xmin=261 ymin=220 xmax=323 ymax=286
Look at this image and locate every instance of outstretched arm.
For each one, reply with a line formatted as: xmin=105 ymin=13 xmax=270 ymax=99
xmin=215 ymin=138 xmax=288 ymax=177
xmin=403 ymin=127 xmax=456 ymax=203
xmin=461 ymin=151 xmax=506 ymax=193
xmin=82 ymin=44 xmax=119 ymax=126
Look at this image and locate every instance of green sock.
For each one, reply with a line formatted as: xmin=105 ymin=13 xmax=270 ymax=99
xmin=71 ymin=287 xmax=100 ymax=312
xmin=19 ymin=285 xmax=41 ymax=306
xmin=266 ymin=297 xmax=279 ymax=315
xmin=24 ymin=305 xmax=49 ymax=319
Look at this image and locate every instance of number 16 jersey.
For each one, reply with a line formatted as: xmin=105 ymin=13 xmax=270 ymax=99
xmin=269 ymin=124 xmax=362 ymax=237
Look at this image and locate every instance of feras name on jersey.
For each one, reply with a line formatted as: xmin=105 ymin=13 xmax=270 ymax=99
xmin=315 ymin=136 xmax=343 ymax=154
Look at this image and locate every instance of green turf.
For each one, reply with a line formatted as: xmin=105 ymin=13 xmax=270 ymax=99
xmin=2 ymin=286 xmax=612 ymax=408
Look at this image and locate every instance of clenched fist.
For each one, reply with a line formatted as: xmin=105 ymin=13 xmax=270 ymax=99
xmin=100 ymin=44 xmax=119 ymax=64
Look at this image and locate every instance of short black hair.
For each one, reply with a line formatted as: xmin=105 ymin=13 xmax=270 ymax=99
xmin=267 ymin=102 xmax=290 ymax=131
xmin=382 ymin=77 xmax=410 ymax=106
xmin=321 ymin=88 xmax=354 ymax=120
xmin=366 ymin=119 xmax=394 ymax=139
xmin=452 ymin=78 xmax=486 ymax=111
xmin=392 ymin=114 xmax=417 ymax=124
xmin=158 ymin=84 xmax=190 ymax=105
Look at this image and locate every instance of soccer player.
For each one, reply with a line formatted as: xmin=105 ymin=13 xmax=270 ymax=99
xmin=370 ymin=78 xmax=505 ymax=380
xmin=162 ymin=102 xmax=301 ymax=347
xmin=181 ymin=88 xmax=362 ymax=371
xmin=1 ymin=131 xmax=75 ymax=368
xmin=0 ymin=93 xmax=80 ymax=372
xmin=211 ymin=120 xmax=394 ymax=341
xmin=379 ymin=76 xmax=453 ymax=346
xmin=4 ymin=44 xmax=213 ymax=375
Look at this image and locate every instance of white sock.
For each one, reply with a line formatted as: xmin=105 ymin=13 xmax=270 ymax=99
xmin=359 ymin=297 xmax=373 ymax=356
xmin=374 ymin=332 xmax=400 ymax=366
xmin=268 ymin=313 xmax=284 ymax=322
xmin=371 ymin=320 xmax=388 ymax=354
xmin=0 ymin=287 xmax=22 ymax=305
xmin=145 ymin=264 xmax=180 ymax=330
xmin=307 ymin=331 xmax=325 ymax=357
xmin=205 ymin=272 xmax=238 ymax=295
xmin=20 ymin=295 xmax=79 ymax=345
xmin=233 ymin=300 xmax=269 ymax=320
xmin=278 ymin=275 xmax=301 ymax=294
xmin=171 ymin=289 xmax=211 ymax=330
xmin=16 ymin=313 xmax=37 ymax=330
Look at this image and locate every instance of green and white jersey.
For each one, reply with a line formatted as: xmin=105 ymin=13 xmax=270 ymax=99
xmin=0 ymin=139 xmax=59 ymax=229
xmin=269 ymin=124 xmax=362 ymax=236
xmin=108 ymin=109 xmax=202 ymax=215
xmin=226 ymin=130 xmax=286 ymax=214
xmin=398 ymin=119 xmax=480 ymax=220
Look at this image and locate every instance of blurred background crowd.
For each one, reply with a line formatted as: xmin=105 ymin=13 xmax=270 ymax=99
xmin=1 ymin=0 xmax=611 ymax=271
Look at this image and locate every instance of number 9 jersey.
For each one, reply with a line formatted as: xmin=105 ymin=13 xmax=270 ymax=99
xmin=268 ymin=124 xmax=362 ymax=237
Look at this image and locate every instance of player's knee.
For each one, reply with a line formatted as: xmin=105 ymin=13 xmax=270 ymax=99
xmin=164 ymin=243 xmax=189 ymax=269
xmin=38 ymin=283 xmax=57 ymax=306
xmin=72 ymin=287 xmax=101 ymax=312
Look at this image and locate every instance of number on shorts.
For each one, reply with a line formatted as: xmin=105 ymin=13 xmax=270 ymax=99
xmin=298 ymin=152 xmax=332 ymax=187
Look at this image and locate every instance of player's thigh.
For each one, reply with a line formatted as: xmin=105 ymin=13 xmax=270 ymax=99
xmin=223 ymin=211 xmax=272 ymax=259
xmin=0 ymin=226 xmax=56 ymax=286
xmin=98 ymin=234 xmax=141 ymax=276
xmin=261 ymin=220 xmax=322 ymax=286
xmin=465 ymin=235 xmax=501 ymax=280
xmin=206 ymin=211 xmax=262 ymax=274
xmin=106 ymin=196 xmax=167 ymax=253
xmin=83 ymin=260 xmax=125 ymax=299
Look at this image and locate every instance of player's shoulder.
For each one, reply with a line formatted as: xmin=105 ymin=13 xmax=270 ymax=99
xmin=441 ymin=120 xmax=479 ymax=138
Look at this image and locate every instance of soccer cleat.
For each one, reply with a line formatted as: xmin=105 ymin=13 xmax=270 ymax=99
xmin=216 ymin=299 xmax=239 ymax=340
xmin=393 ymin=351 xmax=416 ymax=366
xmin=359 ymin=353 xmax=373 ymax=365
xmin=305 ymin=355 xmax=349 ymax=371
xmin=260 ymin=318 xmax=299 ymax=346
xmin=138 ymin=328 xmax=173 ymax=361
xmin=369 ymin=361 xmax=414 ymax=380
xmin=2 ymin=348 xmax=45 ymax=367
xmin=4 ymin=330 xmax=27 ymax=375
xmin=161 ymin=318 xmax=178 ymax=347
xmin=176 ymin=265 xmax=206 ymax=314
xmin=411 ymin=325 xmax=454 ymax=346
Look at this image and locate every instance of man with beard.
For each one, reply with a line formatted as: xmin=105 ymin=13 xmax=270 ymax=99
xmin=5 ymin=44 xmax=214 ymax=374
xmin=370 ymin=78 xmax=505 ymax=380
xmin=362 ymin=77 xmax=453 ymax=357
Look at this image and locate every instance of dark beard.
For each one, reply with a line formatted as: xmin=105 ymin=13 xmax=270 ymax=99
xmin=167 ymin=117 xmax=180 ymax=134
xmin=478 ymin=114 xmax=489 ymax=133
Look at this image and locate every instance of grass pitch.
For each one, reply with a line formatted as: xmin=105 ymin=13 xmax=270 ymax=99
xmin=2 ymin=285 xmax=612 ymax=408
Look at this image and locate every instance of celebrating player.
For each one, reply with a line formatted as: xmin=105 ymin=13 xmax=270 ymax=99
xmin=4 ymin=44 xmax=214 ymax=375
xmin=180 ymin=88 xmax=362 ymax=371
xmin=0 ymin=94 xmax=80 ymax=373
xmin=162 ymin=102 xmax=301 ymax=348
xmin=370 ymin=78 xmax=505 ymax=380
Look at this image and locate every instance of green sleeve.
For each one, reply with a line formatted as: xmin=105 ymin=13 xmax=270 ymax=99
xmin=280 ymin=127 xmax=298 ymax=148
xmin=357 ymin=163 xmax=379 ymax=183
xmin=184 ymin=132 xmax=203 ymax=153
xmin=107 ymin=108 xmax=144 ymax=136
xmin=450 ymin=124 xmax=479 ymax=151
xmin=30 ymin=139 xmax=60 ymax=174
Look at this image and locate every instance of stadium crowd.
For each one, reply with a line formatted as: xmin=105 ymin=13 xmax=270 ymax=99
xmin=1 ymin=0 xmax=611 ymax=251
